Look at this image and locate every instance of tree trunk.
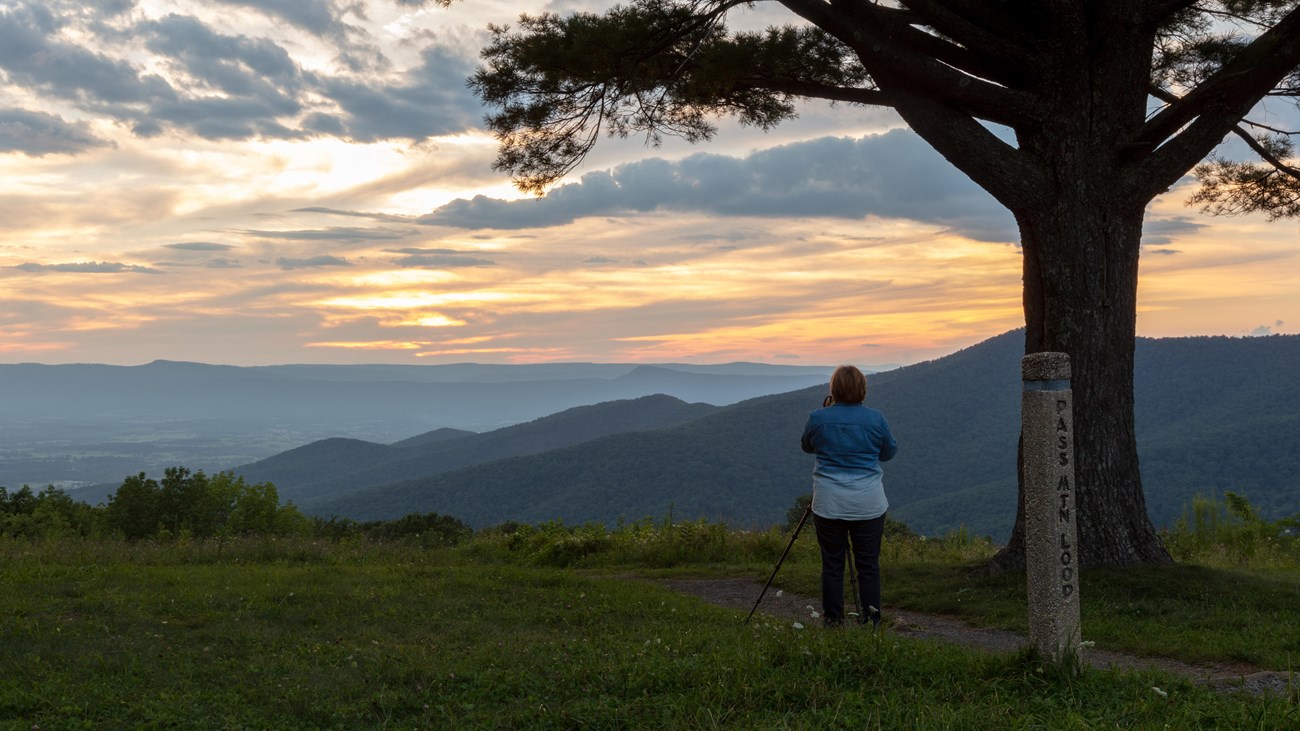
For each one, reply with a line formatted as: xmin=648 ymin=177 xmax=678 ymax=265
xmin=873 ymin=7 xmax=1182 ymax=570
xmin=988 ymin=171 xmax=1172 ymax=571
xmin=971 ymin=6 xmax=1174 ymax=571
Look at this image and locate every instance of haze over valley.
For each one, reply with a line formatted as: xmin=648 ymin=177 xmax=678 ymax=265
xmin=7 ymin=331 xmax=1295 ymax=542
xmin=0 ymin=361 xmax=834 ymax=492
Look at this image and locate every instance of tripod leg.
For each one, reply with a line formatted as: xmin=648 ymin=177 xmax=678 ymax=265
xmin=847 ymin=538 xmax=861 ymax=622
xmin=744 ymin=505 xmax=811 ymax=624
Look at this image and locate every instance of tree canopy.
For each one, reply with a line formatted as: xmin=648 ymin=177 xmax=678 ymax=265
xmin=454 ymin=0 xmax=1300 ymax=213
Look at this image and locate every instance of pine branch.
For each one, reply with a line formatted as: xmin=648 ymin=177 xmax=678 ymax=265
xmin=1130 ymin=5 xmax=1300 ymax=196
xmin=775 ymin=0 xmax=1039 ymax=126
xmin=899 ymin=0 xmax=1036 ymax=61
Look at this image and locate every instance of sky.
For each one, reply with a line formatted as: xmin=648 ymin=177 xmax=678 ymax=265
xmin=1 ymin=0 xmax=1297 ymax=367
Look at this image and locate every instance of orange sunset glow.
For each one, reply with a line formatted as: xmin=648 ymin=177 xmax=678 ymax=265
xmin=2 ymin=1 xmax=1297 ymax=368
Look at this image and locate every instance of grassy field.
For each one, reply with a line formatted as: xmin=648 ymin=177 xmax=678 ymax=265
xmin=2 ymin=527 xmax=1298 ymax=730
xmin=777 ymin=533 xmax=1300 ymax=669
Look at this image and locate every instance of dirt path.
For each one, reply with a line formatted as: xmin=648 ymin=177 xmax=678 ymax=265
xmin=656 ymin=577 xmax=1295 ymax=698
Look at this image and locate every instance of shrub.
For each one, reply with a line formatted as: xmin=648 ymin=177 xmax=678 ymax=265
xmin=1162 ymin=491 xmax=1300 ymax=565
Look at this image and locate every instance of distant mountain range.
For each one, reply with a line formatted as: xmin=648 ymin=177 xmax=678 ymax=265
xmin=2 ymin=360 xmax=833 ymax=492
xmin=260 ymin=330 xmax=1299 ymax=541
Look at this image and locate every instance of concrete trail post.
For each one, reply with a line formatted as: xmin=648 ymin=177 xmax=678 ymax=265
xmin=1021 ymin=352 xmax=1081 ymax=665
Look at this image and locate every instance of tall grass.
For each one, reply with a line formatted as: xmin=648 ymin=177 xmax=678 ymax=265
xmin=463 ymin=517 xmax=794 ymax=571
xmin=1162 ymin=491 xmax=1300 ymax=568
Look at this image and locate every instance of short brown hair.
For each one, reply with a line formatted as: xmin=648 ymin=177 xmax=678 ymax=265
xmin=829 ymin=365 xmax=866 ymax=405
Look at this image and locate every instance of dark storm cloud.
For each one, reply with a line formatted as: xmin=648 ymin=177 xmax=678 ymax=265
xmin=421 ymin=130 xmax=1019 ymax=242
xmin=12 ymin=261 xmax=163 ymax=274
xmin=274 ymin=255 xmax=351 ymax=269
xmin=0 ymin=108 xmax=111 ymax=155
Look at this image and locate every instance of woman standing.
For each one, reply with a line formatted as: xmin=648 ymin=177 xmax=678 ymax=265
xmin=800 ymin=365 xmax=897 ymax=627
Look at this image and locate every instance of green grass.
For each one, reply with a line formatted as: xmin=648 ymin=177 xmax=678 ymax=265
xmin=768 ymin=529 xmax=1300 ymax=671
xmin=2 ymin=536 xmax=1297 ymax=729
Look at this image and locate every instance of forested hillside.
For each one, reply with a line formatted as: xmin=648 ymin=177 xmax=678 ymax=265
xmin=234 ymin=395 xmax=718 ymax=505
xmin=309 ymin=331 xmax=1300 ymax=540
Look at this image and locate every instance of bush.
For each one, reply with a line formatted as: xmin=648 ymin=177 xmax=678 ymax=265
xmin=102 ymin=468 xmax=308 ymax=541
xmin=1162 ymin=491 xmax=1300 ymax=565
xmin=307 ymin=512 xmax=473 ymax=547
xmin=1 ymin=485 xmax=102 ymax=539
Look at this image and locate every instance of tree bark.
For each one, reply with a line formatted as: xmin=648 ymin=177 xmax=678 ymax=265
xmin=988 ymin=147 xmax=1173 ymax=571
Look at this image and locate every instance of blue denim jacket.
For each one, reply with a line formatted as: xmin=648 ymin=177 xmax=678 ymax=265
xmin=800 ymin=402 xmax=897 ymax=520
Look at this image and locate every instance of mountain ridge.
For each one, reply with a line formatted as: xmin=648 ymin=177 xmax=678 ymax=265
xmin=306 ymin=331 xmax=1300 ymax=540
xmin=229 ymin=394 xmax=720 ymax=506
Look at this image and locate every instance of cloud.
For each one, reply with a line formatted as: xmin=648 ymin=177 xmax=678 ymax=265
xmin=236 ymin=226 xmax=413 ymax=242
xmin=291 ymin=206 xmax=414 ymax=223
xmin=0 ymin=3 xmax=481 ymax=146
xmin=137 ymin=13 xmax=307 ymax=140
xmin=208 ymin=0 xmax=351 ymax=40
xmin=1142 ymin=215 xmax=1205 ymax=246
xmin=0 ymin=107 xmax=111 ymax=156
xmin=274 ymin=255 xmax=351 ymax=269
xmin=421 ymin=130 xmax=1018 ymax=242
xmin=165 ymin=242 xmax=235 ymax=251
xmin=1249 ymin=320 xmax=1287 ymax=336
xmin=12 ymin=261 xmax=164 ymax=274
xmin=388 ymin=247 xmax=496 ymax=268
xmin=313 ymin=45 xmax=482 ymax=142
xmin=0 ymin=4 xmax=174 ymax=109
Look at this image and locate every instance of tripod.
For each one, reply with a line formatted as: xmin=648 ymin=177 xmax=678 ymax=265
xmin=745 ymin=505 xmax=864 ymax=625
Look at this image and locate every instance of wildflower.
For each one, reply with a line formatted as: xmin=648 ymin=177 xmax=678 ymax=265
xmin=1151 ymin=687 xmax=1168 ymax=698
xmin=792 ymin=622 xmax=805 ymax=630
xmin=1080 ymin=640 xmax=1095 ymax=648
xmin=810 ymin=611 xmax=820 ymax=619
xmin=775 ymin=590 xmax=783 ymax=597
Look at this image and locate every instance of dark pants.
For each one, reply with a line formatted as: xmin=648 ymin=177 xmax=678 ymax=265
xmin=813 ymin=513 xmax=885 ymax=627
